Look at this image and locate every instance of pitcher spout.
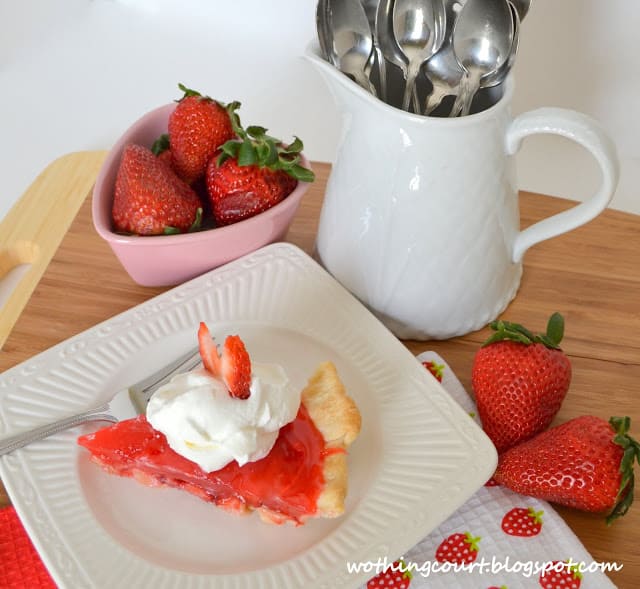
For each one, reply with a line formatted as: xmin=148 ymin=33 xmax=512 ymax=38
xmin=304 ymin=42 xmax=393 ymax=114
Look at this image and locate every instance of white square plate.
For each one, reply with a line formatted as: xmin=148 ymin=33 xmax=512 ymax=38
xmin=0 ymin=243 xmax=497 ymax=588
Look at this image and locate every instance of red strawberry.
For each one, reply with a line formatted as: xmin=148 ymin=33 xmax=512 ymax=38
xmin=168 ymin=84 xmax=235 ymax=184
xmin=207 ymin=156 xmax=298 ymax=225
xmin=197 ymin=322 xmax=252 ymax=399
xmin=422 ymin=360 xmax=444 ymax=382
xmin=435 ymin=532 xmax=480 ymax=564
xmin=538 ymin=561 xmax=582 ymax=589
xmin=494 ymin=415 xmax=640 ymax=524
xmin=366 ymin=559 xmax=412 ymax=588
xmin=156 ymin=148 xmax=174 ymax=168
xmin=206 ymin=114 xmax=314 ymax=226
xmin=472 ymin=312 xmax=572 ymax=453
xmin=501 ymin=507 xmax=544 ymax=537
xmin=112 ymin=144 xmax=201 ymax=235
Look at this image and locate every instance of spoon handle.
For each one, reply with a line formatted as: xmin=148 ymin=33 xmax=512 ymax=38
xmin=376 ymin=48 xmax=388 ymax=102
xmin=402 ymin=63 xmax=421 ymax=112
xmin=424 ymin=81 xmax=453 ymax=115
xmin=353 ymin=69 xmax=378 ymax=97
xmin=451 ymin=72 xmax=479 ymax=117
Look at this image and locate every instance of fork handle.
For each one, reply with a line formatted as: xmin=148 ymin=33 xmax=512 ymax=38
xmin=0 ymin=404 xmax=116 ymax=456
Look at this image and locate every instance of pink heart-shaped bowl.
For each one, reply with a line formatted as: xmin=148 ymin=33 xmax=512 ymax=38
xmin=92 ymin=103 xmax=312 ymax=287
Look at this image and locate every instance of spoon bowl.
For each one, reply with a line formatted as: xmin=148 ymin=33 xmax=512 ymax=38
xmin=509 ymin=0 xmax=531 ymax=20
xmin=483 ymin=2 xmax=520 ymax=89
xmin=393 ymin=0 xmax=447 ymax=112
xmin=376 ymin=0 xmax=414 ymax=107
xmin=361 ymin=0 xmax=388 ymax=100
xmin=451 ymin=0 xmax=514 ymax=116
xmin=316 ymin=0 xmax=333 ymax=63
xmin=324 ymin=0 xmax=377 ymax=95
xmin=423 ymin=0 xmax=466 ymax=115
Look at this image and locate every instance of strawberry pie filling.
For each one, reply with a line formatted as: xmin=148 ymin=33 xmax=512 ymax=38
xmin=78 ymin=404 xmax=337 ymax=524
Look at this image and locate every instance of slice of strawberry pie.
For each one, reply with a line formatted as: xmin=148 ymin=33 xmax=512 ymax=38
xmin=78 ymin=323 xmax=361 ymax=525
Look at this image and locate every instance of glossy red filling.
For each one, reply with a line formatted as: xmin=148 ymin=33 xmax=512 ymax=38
xmin=78 ymin=405 xmax=332 ymax=524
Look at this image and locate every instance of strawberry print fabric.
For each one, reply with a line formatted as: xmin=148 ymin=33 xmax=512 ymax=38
xmin=360 ymin=352 xmax=619 ymax=589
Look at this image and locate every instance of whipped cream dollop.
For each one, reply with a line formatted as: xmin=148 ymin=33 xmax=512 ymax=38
xmin=146 ymin=363 xmax=300 ymax=472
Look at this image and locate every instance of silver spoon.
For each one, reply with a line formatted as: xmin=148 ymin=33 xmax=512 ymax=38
xmin=376 ymin=0 xmax=415 ymax=108
xmin=451 ymin=0 xmax=514 ymax=116
xmin=483 ymin=2 xmax=520 ymax=90
xmin=423 ymin=0 xmax=466 ymax=115
xmin=316 ymin=0 xmax=333 ymax=63
xmin=325 ymin=0 xmax=378 ymax=95
xmin=393 ymin=0 xmax=447 ymax=112
xmin=509 ymin=0 xmax=531 ymax=20
xmin=361 ymin=0 xmax=388 ymax=101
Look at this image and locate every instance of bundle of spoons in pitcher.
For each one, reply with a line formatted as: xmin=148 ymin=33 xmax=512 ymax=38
xmin=316 ymin=0 xmax=529 ymax=116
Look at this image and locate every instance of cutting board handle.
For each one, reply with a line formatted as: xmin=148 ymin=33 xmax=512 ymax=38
xmin=0 ymin=151 xmax=107 ymax=350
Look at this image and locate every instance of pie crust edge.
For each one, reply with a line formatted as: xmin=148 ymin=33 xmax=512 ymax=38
xmin=258 ymin=360 xmax=362 ymax=524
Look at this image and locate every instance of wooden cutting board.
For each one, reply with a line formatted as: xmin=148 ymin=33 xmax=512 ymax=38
xmin=0 ymin=151 xmax=108 ymax=350
xmin=1 ymin=153 xmax=639 ymax=587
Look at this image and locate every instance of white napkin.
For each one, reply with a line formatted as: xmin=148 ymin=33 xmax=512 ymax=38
xmin=360 ymin=352 xmax=619 ymax=589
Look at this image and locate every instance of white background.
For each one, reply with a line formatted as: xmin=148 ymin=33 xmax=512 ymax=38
xmin=0 ymin=0 xmax=637 ymax=223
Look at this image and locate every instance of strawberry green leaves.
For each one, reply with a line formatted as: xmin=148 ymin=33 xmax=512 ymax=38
xmin=608 ymin=416 xmax=640 ymax=524
xmin=483 ymin=312 xmax=565 ymax=349
xmin=217 ymin=104 xmax=315 ymax=183
xmin=151 ymin=133 xmax=170 ymax=156
xmin=176 ymin=82 xmax=208 ymax=101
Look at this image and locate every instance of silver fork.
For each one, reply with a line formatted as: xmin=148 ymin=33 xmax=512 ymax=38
xmin=0 ymin=347 xmax=202 ymax=456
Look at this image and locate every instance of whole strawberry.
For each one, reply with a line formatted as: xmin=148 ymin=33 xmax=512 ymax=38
xmin=168 ymin=83 xmax=236 ymax=184
xmin=472 ymin=312 xmax=571 ymax=453
xmin=206 ymin=112 xmax=314 ymax=226
xmin=494 ymin=415 xmax=640 ymax=524
xmin=112 ymin=144 xmax=202 ymax=235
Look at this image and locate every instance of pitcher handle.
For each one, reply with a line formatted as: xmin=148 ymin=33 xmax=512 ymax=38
xmin=506 ymin=108 xmax=619 ymax=263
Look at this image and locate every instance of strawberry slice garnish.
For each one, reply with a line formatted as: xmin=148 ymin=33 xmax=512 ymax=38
xmin=220 ymin=335 xmax=252 ymax=399
xmin=197 ymin=322 xmax=221 ymax=374
xmin=197 ymin=322 xmax=251 ymax=399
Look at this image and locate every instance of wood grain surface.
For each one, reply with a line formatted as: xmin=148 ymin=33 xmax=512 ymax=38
xmin=1 ymin=160 xmax=639 ymax=587
xmin=0 ymin=151 xmax=107 ymax=350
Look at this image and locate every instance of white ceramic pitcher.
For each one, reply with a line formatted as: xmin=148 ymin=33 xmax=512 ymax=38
xmin=305 ymin=45 xmax=619 ymax=340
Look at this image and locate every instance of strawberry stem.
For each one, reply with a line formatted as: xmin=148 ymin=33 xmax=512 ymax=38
xmin=176 ymin=82 xmax=203 ymax=100
xmin=607 ymin=415 xmax=640 ymax=524
xmin=217 ymin=104 xmax=315 ymax=183
xmin=151 ymin=133 xmax=170 ymax=155
xmin=188 ymin=208 xmax=203 ymax=232
xmin=482 ymin=312 xmax=565 ymax=349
